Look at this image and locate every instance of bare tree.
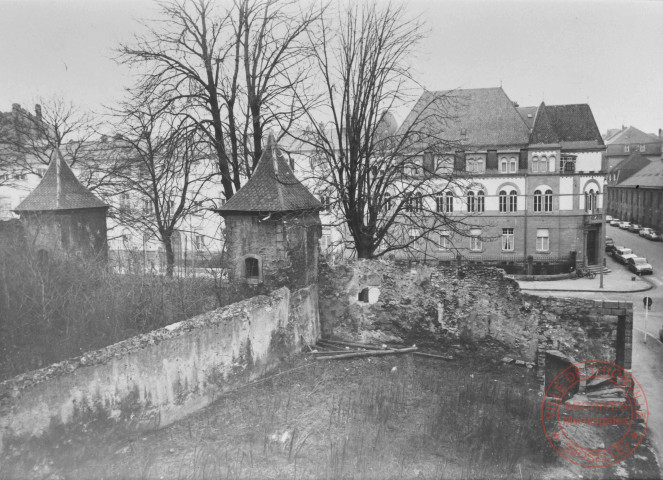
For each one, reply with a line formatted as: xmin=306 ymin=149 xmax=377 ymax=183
xmin=0 ymin=97 xmax=97 ymax=179
xmin=107 ymin=97 xmax=214 ymax=276
xmin=117 ymin=0 xmax=323 ymax=201
xmin=296 ymin=2 xmax=475 ymax=259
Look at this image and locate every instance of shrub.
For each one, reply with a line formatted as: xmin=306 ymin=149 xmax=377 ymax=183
xmin=0 ymin=243 xmax=218 ymax=380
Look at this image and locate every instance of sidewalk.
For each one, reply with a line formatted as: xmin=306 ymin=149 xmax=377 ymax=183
xmin=517 ymin=264 xmax=655 ymax=293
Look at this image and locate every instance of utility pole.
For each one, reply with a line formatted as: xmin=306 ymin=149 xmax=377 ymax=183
xmin=600 ymin=189 xmax=606 ymax=288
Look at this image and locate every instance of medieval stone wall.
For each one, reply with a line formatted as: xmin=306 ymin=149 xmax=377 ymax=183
xmin=224 ymin=212 xmax=321 ymax=289
xmin=0 ymin=285 xmax=319 ymax=453
xmin=318 ymin=260 xmax=632 ymax=383
xmin=21 ymin=209 xmax=108 ymax=261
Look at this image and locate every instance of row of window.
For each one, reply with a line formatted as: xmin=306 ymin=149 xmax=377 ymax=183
xmin=401 ymin=189 xmax=556 ymax=213
xmin=436 ymin=228 xmax=550 ymax=252
xmin=623 ymin=145 xmax=647 ymax=153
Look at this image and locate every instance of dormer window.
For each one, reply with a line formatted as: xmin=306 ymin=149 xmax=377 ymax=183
xmin=624 ymin=145 xmax=630 ymax=153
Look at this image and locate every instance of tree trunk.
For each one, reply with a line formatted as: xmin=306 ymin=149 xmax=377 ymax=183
xmin=355 ymin=237 xmax=375 ymax=259
xmin=163 ymin=233 xmax=175 ymax=277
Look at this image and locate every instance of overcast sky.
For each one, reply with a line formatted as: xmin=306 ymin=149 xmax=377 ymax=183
xmin=1 ymin=0 xmax=662 ymax=136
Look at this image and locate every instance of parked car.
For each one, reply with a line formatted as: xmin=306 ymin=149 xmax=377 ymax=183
xmin=605 ymin=237 xmax=615 ymax=252
xmin=628 ymin=223 xmax=642 ymax=233
xmin=639 ymin=227 xmax=653 ymax=238
xmin=609 ymin=218 xmax=621 ymax=226
xmin=627 ymin=257 xmax=653 ymax=275
xmin=606 ymin=215 xmax=613 ymax=223
xmin=644 ymin=230 xmax=662 ymax=241
xmin=619 ymin=221 xmax=632 ymax=230
xmin=613 ymin=247 xmax=637 ymax=264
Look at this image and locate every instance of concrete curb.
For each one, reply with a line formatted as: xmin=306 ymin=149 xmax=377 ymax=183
xmin=519 ymin=277 xmax=656 ymax=294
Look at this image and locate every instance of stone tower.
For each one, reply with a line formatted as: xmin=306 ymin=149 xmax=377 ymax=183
xmin=216 ymin=133 xmax=322 ymax=288
xmin=14 ymin=149 xmax=109 ymax=262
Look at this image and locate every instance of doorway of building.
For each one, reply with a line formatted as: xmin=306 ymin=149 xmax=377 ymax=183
xmin=586 ymin=229 xmax=597 ymax=265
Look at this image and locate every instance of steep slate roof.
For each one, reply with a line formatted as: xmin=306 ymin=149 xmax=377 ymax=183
xmin=529 ymin=102 xmax=560 ymax=145
xmin=612 ymin=152 xmax=652 ymax=183
xmin=516 ymin=106 xmax=538 ymax=129
xmin=616 ymin=159 xmax=663 ymax=188
xmin=216 ymin=133 xmax=322 ymax=214
xmin=14 ymin=149 xmax=108 ymax=212
xmin=605 ymin=126 xmax=661 ymax=146
xmin=397 ymin=87 xmax=531 ymax=148
xmin=538 ymin=104 xmax=604 ymax=149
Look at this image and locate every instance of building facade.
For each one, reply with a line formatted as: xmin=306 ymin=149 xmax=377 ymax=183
xmin=606 ymin=158 xmax=663 ymax=233
xmin=603 ymin=126 xmax=662 ymax=172
xmin=287 ymin=88 xmax=607 ymax=271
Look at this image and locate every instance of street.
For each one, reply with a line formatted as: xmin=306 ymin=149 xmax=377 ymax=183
xmin=527 ymin=224 xmax=663 ymax=476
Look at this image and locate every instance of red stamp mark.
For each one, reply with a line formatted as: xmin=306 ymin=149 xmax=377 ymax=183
xmin=541 ymin=360 xmax=648 ymax=467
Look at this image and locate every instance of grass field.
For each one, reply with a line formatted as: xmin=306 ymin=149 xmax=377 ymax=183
xmin=2 ymin=351 xmax=568 ymax=480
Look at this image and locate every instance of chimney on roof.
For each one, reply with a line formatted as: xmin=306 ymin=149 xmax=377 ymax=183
xmin=35 ymin=104 xmax=42 ymax=120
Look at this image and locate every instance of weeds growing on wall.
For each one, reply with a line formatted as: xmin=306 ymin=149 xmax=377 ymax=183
xmin=0 ymin=244 xmax=218 ymax=381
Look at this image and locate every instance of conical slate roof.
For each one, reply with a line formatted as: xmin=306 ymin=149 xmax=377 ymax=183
xmin=217 ymin=133 xmax=322 ymax=214
xmin=14 ymin=149 xmax=108 ymax=212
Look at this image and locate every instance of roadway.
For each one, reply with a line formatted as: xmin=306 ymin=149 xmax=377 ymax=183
xmin=522 ymin=223 xmax=663 ymax=476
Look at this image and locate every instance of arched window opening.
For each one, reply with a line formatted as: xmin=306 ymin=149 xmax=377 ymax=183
xmin=549 ymin=156 xmax=556 ymax=172
xmin=476 ymin=159 xmax=484 ymax=173
xmin=414 ymin=191 xmax=423 ymax=212
xmin=509 ymin=190 xmax=518 ymax=212
xmin=245 ymin=257 xmax=260 ymax=279
xmin=509 ymin=157 xmax=517 ymax=173
xmin=499 ymin=190 xmax=507 ymax=212
xmin=384 ymin=193 xmax=392 ymax=212
xmin=500 ymin=158 xmax=508 ymax=173
xmin=534 ymin=189 xmax=542 ymax=212
xmin=467 ymin=191 xmax=475 ymax=212
xmin=532 ymin=156 xmax=539 ymax=173
xmin=477 ymin=191 xmax=485 ymax=212
xmin=445 ymin=192 xmax=454 ymax=213
xmin=435 ymin=192 xmax=444 ymax=213
xmin=544 ymin=189 xmax=553 ymax=212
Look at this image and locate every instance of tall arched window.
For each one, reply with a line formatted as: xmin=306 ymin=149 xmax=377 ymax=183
xmin=500 ymin=158 xmax=508 ymax=173
xmin=445 ymin=192 xmax=454 ymax=213
xmin=549 ymin=156 xmax=556 ymax=172
xmin=532 ymin=156 xmax=538 ymax=173
xmin=477 ymin=190 xmax=485 ymax=212
xmin=414 ymin=191 xmax=423 ymax=212
xmin=435 ymin=192 xmax=444 ymax=212
xmin=467 ymin=159 xmax=476 ymax=172
xmin=585 ymin=188 xmax=596 ymax=212
xmin=477 ymin=159 xmax=485 ymax=173
xmin=467 ymin=191 xmax=475 ymax=212
xmin=499 ymin=190 xmax=508 ymax=212
xmin=509 ymin=157 xmax=517 ymax=173
xmin=544 ymin=189 xmax=553 ymax=212
xmin=540 ymin=156 xmax=547 ymax=172
xmin=384 ymin=193 xmax=392 ymax=212
xmin=509 ymin=190 xmax=518 ymax=212
xmin=534 ymin=189 xmax=542 ymax=212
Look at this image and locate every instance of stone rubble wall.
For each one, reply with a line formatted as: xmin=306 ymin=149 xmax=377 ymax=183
xmin=319 ymin=260 xmax=632 ymax=386
xmin=0 ymin=285 xmax=319 ymax=453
